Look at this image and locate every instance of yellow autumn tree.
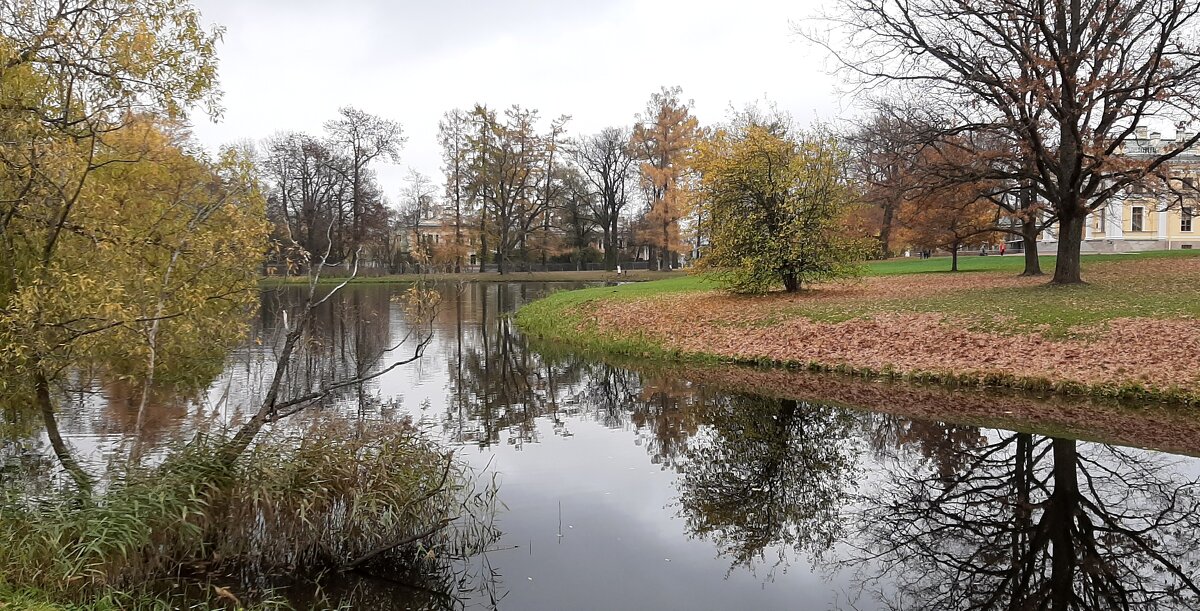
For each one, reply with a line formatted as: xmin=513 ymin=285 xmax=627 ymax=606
xmin=0 ymin=1 xmax=254 ymax=489
xmin=631 ymin=86 xmax=701 ymax=270
xmin=0 ymin=115 xmax=269 ymax=472
xmin=694 ymin=120 xmax=873 ymax=294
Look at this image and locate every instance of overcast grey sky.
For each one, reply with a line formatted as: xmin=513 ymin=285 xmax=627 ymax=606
xmin=188 ymin=0 xmax=846 ymax=201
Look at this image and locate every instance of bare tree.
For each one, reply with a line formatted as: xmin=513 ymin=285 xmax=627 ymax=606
xmin=324 ymin=107 xmax=405 ymax=263
xmin=848 ymin=108 xmax=915 ymax=259
xmin=398 ymin=169 xmax=438 ymax=271
xmin=262 ymin=132 xmax=351 ymax=264
xmin=811 ymin=0 xmax=1200 ymax=283
xmin=573 ymin=127 xmax=637 ymax=270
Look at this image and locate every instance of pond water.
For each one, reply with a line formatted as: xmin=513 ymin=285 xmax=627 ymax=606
xmin=12 ymin=282 xmax=1200 ymax=610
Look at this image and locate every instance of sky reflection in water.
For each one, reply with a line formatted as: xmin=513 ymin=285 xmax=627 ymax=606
xmin=22 ymin=282 xmax=1200 ymax=610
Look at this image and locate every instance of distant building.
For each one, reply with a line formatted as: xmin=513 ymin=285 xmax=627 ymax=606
xmin=395 ymin=211 xmax=480 ymax=269
xmin=1039 ymin=124 xmax=1200 ymax=252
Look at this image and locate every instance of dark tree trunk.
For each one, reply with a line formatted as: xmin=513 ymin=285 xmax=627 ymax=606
xmin=782 ymin=272 xmax=800 ymax=292
xmin=951 ymin=242 xmax=960 ymax=272
xmin=1020 ymin=221 xmax=1043 ymax=276
xmin=1048 ymin=438 xmax=1080 ymax=609
xmin=603 ymin=227 xmax=617 ymax=271
xmin=35 ymin=369 xmax=93 ymax=494
xmin=478 ymin=204 xmax=489 ymax=273
xmin=879 ymin=198 xmax=897 ymax=257
xmin=1051 ymin=212 xmax=1087 ymax=284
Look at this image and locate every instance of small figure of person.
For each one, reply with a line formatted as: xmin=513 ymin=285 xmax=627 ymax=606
xmin=1000 ymin=243 xmax=1007 ymax=256
xmin=616 ymin=264 xmax=623 ymax=276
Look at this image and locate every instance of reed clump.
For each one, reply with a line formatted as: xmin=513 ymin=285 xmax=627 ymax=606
xmin=0 ymin=417 xmax=498 ymax=609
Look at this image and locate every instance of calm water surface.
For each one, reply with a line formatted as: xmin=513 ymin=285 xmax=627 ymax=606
xmin=21 ymin=282 xmax=1200 ymax=610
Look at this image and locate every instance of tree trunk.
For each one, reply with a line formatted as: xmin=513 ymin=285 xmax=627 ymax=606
xmin=454 ymin=197 xmax=462 ymax=274
xmin=951 ymin=242 xmax=960 ymax=272
xmin=478 ymin=208 xmax=488 ymax=273
xmin=35 ymin=369 xmax=93 ymax=494
xmin=1051 ymin=212 xmax=1086 ymax=284
xmin=603 ymin=226 xmax=617 ymax=271
xmin=1020 ymin=221 xmax=1043 ymax=276
xmin=782 ymin=272 xmax=800 ymax=293
xmin=879 ymin=198 xmax=897 ymax=258
xmin=1048 ymin=438 xmax=1080 ymax=609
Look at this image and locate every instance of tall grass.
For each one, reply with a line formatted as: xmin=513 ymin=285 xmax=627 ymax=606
xmin=0 ymin=418 xmax=499 ymax=608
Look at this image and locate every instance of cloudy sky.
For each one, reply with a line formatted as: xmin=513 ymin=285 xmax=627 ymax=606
xmin=188 ymin=0 xmax=848 ymax=200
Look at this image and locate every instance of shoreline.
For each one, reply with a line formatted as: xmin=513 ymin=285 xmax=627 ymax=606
xmin=514 ymin=255 xmax=1200 ymax=407
xmin=583 ymin=356 xmax=1200 ymax=456
xmin=259 ymin=269 xmax=688 ymax=285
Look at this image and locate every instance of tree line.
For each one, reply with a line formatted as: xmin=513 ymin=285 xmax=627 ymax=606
xmin=264 ymin=88 xmax=707 ymax=276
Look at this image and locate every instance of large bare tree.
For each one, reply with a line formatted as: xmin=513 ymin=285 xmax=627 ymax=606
xmin=324 ymin=106 xmax=404 ymax=263
xmin=572 ymin=127 xmax=636 ymax=270
xmin=813 ymin=0 xmax=1200 ymax=283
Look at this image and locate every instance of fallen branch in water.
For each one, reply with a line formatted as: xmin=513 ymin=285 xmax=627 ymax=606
xmin=339 ymin=452 xmax=458 ymax=572
xmin=340 ymin=517 xmax=459 ymax=572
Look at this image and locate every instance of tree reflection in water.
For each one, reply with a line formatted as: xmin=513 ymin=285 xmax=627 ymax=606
xmin=851 ymin=424 xmax=1200 ymax=610
xmin=676 ymin=396 xmax=861 ymax=573
xmin=236 ymin=284 xmax=1200 ymax=608
xmin=445 ymin=283 xmax=592 ymax=448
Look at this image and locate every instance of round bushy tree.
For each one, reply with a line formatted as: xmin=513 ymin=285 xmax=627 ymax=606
xmin=695 ymin=122 xmax=872 ymax=294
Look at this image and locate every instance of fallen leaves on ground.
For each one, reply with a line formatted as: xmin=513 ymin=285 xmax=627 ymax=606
xmin=583 ymin=257 xmax=1200 ymax=394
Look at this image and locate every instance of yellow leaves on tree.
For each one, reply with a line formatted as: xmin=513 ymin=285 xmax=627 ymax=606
xmin=0 ymin=116 xmax=269 ymax=391
xmin=694 ymin=120 xmax=873 ymax=294
xmin=0 ymin=1 xmax=249 ymax=398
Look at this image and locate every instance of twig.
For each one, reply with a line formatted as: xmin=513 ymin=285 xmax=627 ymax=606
xmin=339 ymin=517 xmax=459 ymax=571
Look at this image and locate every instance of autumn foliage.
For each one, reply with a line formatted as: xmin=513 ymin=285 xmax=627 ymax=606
xmin=894 ymin=146 xmax=1001 ymax=270
xmin=694 ymin=120 xmax=873 ymax=294
xmin=631 ymin=87 xmax=701 ymax=270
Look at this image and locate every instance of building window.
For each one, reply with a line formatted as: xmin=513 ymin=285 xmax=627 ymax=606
xmin=1097 ymin=209 xmax=1106 ymax=232
xmin=1184 ymin=207 xmax=1194 ymax=232
xmin=1132 ymin=206 xmax=1145 ymax=232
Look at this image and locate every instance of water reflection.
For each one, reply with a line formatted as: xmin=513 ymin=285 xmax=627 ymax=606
xmin=10 ymin=282 xmax=1200 ymax=610
xmin=678 ymin=397 xmax=859 ymax=573
xmin=852 ymin=426 xmax=1200 ymax=610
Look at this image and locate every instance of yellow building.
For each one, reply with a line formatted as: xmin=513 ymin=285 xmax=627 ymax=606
xmin=1039 ymin=125 xmax=1200 ymax=252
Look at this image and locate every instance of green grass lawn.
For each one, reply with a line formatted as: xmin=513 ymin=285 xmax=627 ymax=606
xmin=828 ymin=251 xmax=1200 ymax=335
xmin=518 ymin=250 xmax=1200 ymax=343
xmin=515 ymin=249 xmax=1200 ymax=403
xmin=864 ymin=249 xmax=1199 ymax=275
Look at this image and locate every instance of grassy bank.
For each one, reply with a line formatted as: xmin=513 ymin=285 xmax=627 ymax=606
xmin=515 ymin=251 xmax=1200 ymax=404
xmin=261 ymin=269 xmax=687 ymax=286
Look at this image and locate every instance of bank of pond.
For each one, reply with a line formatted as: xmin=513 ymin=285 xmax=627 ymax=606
xmin=3 ymin=281 xmax=1200 ymax=609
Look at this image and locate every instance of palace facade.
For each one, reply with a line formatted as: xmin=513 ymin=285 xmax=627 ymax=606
xmin=1038 ymin=125 xmax=1200 ymax=252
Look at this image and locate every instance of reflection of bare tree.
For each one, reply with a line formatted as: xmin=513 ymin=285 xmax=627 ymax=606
xmin=445 ymin=284 xmax=590 ymax=447
xmin=578 ymin=365 xmax=634 ymax=428
xmin=852 ymin=429 xmax=1200 ymax=610
xmin=677 ymin=396 xmax=861 ymax=572
xmin=256 ymin=285 xmax=393 ymax=413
